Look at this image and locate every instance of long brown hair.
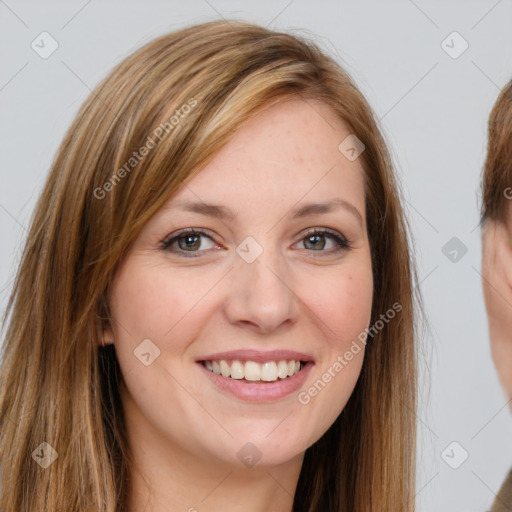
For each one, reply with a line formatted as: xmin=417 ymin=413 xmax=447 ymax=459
xmin=481 ymin=80 xmax=512 ymax=225
xmin=0 ymin=19 xmax=418 ymax=511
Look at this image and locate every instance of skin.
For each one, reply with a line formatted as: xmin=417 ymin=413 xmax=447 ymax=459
xmin=104 ymin=97 xmax=374 ymax=512
xmin=482 ymin=205 xmax=512 ymax=404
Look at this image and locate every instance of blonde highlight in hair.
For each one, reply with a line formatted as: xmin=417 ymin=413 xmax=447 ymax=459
xmin=0 ymin=19 xmax=418 ymax=511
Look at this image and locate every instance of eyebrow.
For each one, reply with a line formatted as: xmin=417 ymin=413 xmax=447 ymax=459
xmin=169 ymin=198 xmax=364 ymax=227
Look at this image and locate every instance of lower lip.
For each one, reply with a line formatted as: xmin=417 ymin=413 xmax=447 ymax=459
xmin=197 ymin=362 xmax=313 ymax=402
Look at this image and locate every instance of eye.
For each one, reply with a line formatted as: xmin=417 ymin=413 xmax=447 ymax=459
xmin=160 ymin=229 xmax=218 ymax=257
xmin=294 ymin=228 xmax=352 ymax=255
xmin=160 ymin=227 xmax=352 ymax=258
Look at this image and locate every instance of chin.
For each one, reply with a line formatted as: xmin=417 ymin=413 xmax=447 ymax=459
xmin=200 ymin=430 xmax=310 ymax=470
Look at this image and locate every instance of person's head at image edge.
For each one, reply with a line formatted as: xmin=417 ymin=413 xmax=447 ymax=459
xmin=481 ymin=79 xmax=512 ymax=512
xmin=0 ymin=19 xmax=419 ymax=512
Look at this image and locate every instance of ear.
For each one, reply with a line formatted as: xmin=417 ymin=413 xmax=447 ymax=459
xmin=100 ymin=326 xmax=114 ymax=346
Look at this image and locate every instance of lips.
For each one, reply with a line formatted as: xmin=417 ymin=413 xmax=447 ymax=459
xmin=198 ymin=349 xmax=314 ymax=364
xmin=196 ymin=349 xmax=314 ymax=402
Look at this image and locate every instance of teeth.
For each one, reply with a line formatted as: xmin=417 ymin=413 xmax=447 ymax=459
xmin=277 ymin=360 xmax=288 ymax=379
xmin=202 ymin=359 xmax=303 ymax=382
xmin=261 ymin=361 xmax=277 ymax=382
xmin=245 ymin=361 xmax=261 ymax=381
xmin=230 ymin=361 xmax=244 ymax=379
xmin=220 ymin=360 xmax=230 ymax=378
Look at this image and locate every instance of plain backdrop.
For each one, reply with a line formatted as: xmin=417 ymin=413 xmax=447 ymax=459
xmin=1 ymin=1 xmax=512 ymax=510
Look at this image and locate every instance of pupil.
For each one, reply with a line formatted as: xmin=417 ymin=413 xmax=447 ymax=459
xmin=180 ymin=235 xmax=199 ymax=250
xmin=307 ymin=235 xmax=324 ymax=250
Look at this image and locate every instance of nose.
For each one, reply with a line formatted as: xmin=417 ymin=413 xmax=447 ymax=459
xmin=223 ymin=243 xmax=299 ymax=334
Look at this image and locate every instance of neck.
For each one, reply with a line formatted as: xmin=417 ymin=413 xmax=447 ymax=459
xmin=121 ymin=385 xmax=304 ymax=512
xmin=128 ymin=457 xmax=302 ymax=512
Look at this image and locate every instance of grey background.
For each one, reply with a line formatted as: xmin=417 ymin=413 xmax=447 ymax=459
xmin=1 ymin=1 xmax=512 ymax=510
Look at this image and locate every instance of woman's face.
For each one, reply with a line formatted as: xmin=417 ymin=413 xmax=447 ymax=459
xmin=106 ymin=98 xmax=373 ymax=469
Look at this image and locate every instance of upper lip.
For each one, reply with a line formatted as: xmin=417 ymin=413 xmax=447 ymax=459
xmin=197 ymin=349 xmax=314 ymax=364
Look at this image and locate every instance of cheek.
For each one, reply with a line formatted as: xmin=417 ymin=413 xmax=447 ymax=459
xmin=482 ymin=265 xmax=512 ymax=398
xmin=492 ymin=344 xmax=512 ymax=397
xmin=109 ymin=258 xmax=212 ymax=345
xmin=487 ymin=298 xmax=512 ymax=400
xmin=107 ymin=260 xmax=215 ymax=435
xmin=303 ymin=261 xmax=373 ymax=348
xmin=294 ymin=261 xmax=372 ymax=432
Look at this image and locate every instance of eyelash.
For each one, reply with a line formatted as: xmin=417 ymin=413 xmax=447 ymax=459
xmin=160 ymin=228 xmax=352 ymax=258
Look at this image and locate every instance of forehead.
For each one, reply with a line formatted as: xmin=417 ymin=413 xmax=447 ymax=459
xmin=167 ymin=98 xmax=366 ymax=219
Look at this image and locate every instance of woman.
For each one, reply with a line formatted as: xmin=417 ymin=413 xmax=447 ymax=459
xmin=481 ymin=79 xmax=512 ymax=512
xmin=0 ymin=19 xmax=419 ymax=511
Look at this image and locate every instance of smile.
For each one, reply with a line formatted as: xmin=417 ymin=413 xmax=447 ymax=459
xmin=202 ymin=359 xmax=304 ymax=383
xmin=197 ymin=350 xmax=314 ymax=402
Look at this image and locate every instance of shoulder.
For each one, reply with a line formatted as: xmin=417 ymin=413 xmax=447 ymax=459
xmin=490 ymin=468 xmax=512 ymax=512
